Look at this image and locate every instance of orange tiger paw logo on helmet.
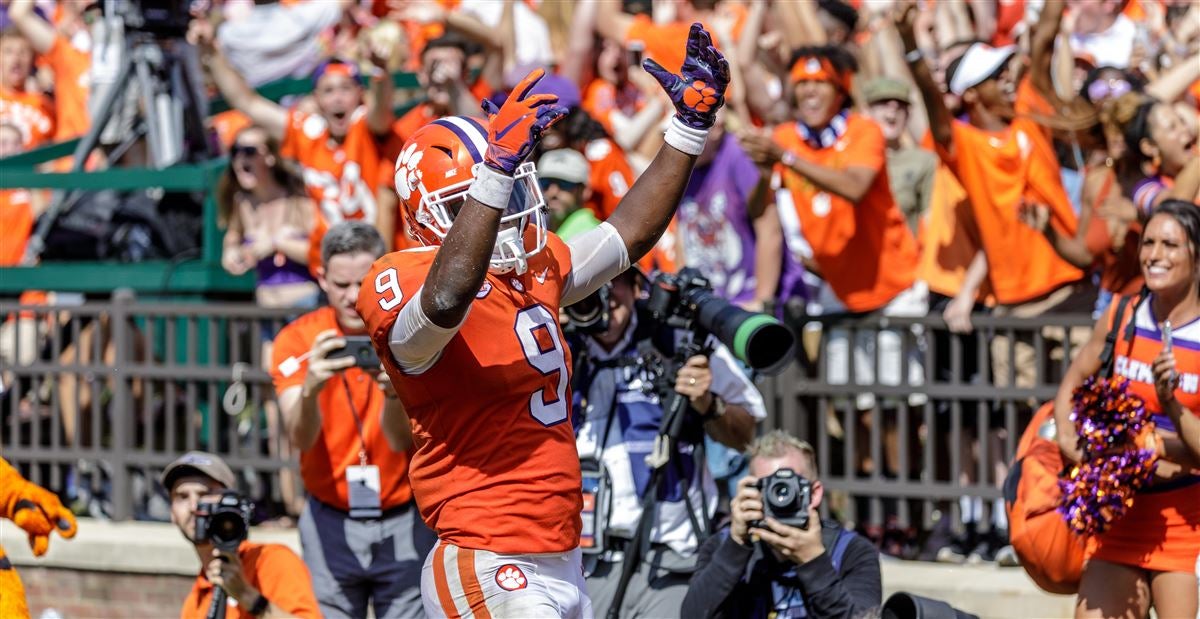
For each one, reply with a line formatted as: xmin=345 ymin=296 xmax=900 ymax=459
xmin=682 ymin=80 xmax=719 ymax=113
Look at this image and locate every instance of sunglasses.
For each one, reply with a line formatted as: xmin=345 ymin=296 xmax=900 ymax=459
xmin=539 ymin=178 xmax=583 ymax=192
xmin=231 ymin=144 xmax=265 ymax=158
xmin=1086 ymin=78 xmax=1132 ymax=103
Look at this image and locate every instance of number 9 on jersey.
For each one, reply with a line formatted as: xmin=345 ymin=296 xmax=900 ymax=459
xmin=515 ymin=305 xmax=569 ymax=426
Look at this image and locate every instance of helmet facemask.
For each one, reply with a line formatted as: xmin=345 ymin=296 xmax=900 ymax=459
xmin=414 ymin=161 xmax=549 ymax=275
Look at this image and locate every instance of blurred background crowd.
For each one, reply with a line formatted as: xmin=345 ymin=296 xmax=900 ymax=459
xmin=1 ymin=0 xmax=1198 ymax=569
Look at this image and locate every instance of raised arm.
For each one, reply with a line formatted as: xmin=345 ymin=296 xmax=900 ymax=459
xmin=8 ymin=0 xmax=56 ymax=54
xmin=895 ymin=0 xmax=953 ymax=153
xmin=1030 ymin=0 xmax=1079 ymax=112
xmin=363 ymin=33 xmax=398 ymax=137
xmin=188 ymin=17 xmax=287 ymax=141
xmin=606 ymin=24 xmax=731 ymax=263
xmin=594 ymin=0 xmax=636 ymax=46
xmin=1145 ymin=51 xmax=1200 ymax=104
xmin=420 ymin=70 xmax=566 ymax=328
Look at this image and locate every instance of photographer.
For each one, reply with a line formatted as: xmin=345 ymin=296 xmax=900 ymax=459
xmin=269 ymin=222 xmax=434 ymax=619
xmin=682 ymin=431 xmax=882 ymax=618
xmin=569 ymin=265 xmax=767 ymax=618
xmin=165 ymin=451 xmax=320 ymax=619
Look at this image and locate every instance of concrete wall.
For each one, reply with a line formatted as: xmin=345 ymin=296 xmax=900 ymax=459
xmin=5 ymin=519 xmax=1076 ymax=619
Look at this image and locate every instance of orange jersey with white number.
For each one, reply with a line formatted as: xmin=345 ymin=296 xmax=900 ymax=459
xmin=356 ymin=233 xmax=582 ymax=554
xmin=281 ymin=107 xmax=380 ymax=226
xmin=0 ymin=87 xmax=54 ymax=148
xmin=583 ymin=138 xmax=634 ymax=221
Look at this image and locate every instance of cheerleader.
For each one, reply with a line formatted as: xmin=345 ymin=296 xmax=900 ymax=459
xmin=1054 ymin=200 xmax=1200 ymax=619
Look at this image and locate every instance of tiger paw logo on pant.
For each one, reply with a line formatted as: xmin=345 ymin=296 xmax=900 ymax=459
xmin=495 ymin=564 xmax=528 ymax=591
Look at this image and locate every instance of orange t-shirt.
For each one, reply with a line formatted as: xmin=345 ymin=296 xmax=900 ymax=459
xmin=1084 ymin=170 xmax=1143 ymax=296
xmin=625 ymin=15 xmax=727 ymax=75
xmin=773 ymin=114 xmax=919 ymax=313
xmin=281 ymin=107 xmax=381 ymax=227
xmin=212 ymin=110 xmax=253 ymax=151
xmin=270 ymin=306 xmax=413 ymax=511
xmin=936 ymin=115 xmax=1084 ymax=305
xmin=581 ymin=79 xmax=645 ymax=140
xmin=583 ymin=138 xmax=634 ymax=220
xmin=0 ymin=87 xmax=54 ymax=149
xmin=918 ymin=163 xmax=994 ymax=303
xmin=43 ymin=36 xmax=90 ymax=141
xmin=179 ymin=542 xmax=320 ymax=619
xmin=356 ymin=236 xmax=583 ymax=554
xmin=0 ymin=189 xmax=35 ymax=266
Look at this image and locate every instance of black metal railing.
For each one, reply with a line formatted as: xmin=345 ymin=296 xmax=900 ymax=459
xmin=1 ymin=292 xmax=1096 ymax=531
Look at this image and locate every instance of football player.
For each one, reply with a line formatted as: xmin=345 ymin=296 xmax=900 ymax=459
xmin=356 ymin=24 xmax=728 ymax=618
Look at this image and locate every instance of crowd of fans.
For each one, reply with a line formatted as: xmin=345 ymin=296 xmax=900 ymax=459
xmin=0 ymin=0 xmax=1199 ymax=615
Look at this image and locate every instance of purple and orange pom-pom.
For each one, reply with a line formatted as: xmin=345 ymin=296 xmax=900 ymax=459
xmin=1058 ymin=376 xmax=1158 ymax=536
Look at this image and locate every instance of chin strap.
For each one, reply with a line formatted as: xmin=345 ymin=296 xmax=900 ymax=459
xmin=491 ymin=226 xmax=529 ymax=275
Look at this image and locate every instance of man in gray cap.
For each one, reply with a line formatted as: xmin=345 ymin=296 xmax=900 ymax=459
xmin=537 ymin=148 xmax=593 ymax=231
xmin=862 ymin=76 xmax=935 ymax=236
xmin=164 ymin=451 xmax=320 ymax=618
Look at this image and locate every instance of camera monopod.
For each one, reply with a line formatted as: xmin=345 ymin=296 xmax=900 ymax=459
xmin=206 ymin=587 xmax=227 ymax=619
xmin=606 ymin=333 xmax=709 ymax=619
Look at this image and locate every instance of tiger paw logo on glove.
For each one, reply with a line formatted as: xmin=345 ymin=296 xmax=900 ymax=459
xmin=682 ymin=80 xmax=719 ymax=114
xmin=495 ymin=564 xmax=528 ymax=591
xmin=642 ymin=23 xmax=730 ymax=130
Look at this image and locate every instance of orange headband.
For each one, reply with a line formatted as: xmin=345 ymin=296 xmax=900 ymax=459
xmin=789 ymin=56 xmax=853 ymax=95
xmin=312 ymin=61 xmax=361 ymax=88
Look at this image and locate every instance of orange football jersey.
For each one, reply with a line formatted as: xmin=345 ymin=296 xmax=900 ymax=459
xmin=281 ymin=107 xmax=381 ymax=226
xmin=773 ymin=114 xmax=919 ymax=313
xmin=356 ymin=233 xmax=583 ymax=554
xmin=0 ymin=87 xmax=54 ymax=148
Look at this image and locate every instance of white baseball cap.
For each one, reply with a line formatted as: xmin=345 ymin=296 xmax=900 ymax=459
xmin=948 ymin=43 xmax=1017 ymax=97
xmin=537 ymin=149 xmax=591 ymax=185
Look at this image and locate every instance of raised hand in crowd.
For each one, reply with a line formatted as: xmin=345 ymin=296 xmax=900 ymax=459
xmin=738 ymin=129 xmax=784 ymax=170
xmin=1017 ymin=201 xmax=1051 ymax=235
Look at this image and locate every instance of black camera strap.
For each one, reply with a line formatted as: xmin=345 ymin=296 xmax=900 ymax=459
xmin=339 ymin=374 xmax=370 ymax=467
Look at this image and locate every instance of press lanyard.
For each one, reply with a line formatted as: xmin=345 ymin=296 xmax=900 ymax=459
xmin=339 ymin=374 xmax=370 ymax=467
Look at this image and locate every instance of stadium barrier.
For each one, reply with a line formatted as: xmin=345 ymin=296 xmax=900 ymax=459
xmin=1 ymin=292 xmax=1097 ymax=531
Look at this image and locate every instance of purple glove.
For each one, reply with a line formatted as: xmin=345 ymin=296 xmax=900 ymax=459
xmin=480 ymin=68 xmax=569 ymax=174
xmin=642 ymin=23 xmax=730 ymax=130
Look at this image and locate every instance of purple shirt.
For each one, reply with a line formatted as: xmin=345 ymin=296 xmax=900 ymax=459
xmin=678 ymin=134 xmax=806 ymax=306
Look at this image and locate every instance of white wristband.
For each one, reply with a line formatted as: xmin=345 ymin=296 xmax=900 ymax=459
xmin=467 ymin=164 xmax=515 ymax=210
xmin=663 ymin=116 xmax=709 ymax=156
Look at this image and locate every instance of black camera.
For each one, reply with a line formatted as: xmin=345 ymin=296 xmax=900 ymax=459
xmin=102 ymin=0 xmax=194 ymax=38
xmin=328 ymin=335 xmax=382 ymax=369
xmin=647 ymin=268 xmax=795 ymax=375
xmin=564 ymin=283 xmax=612 ymax=334
xmin=751 ymin=468 xmax=812 ymax=530
xmin=194 ymin=491 xmax=254 ymax=552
